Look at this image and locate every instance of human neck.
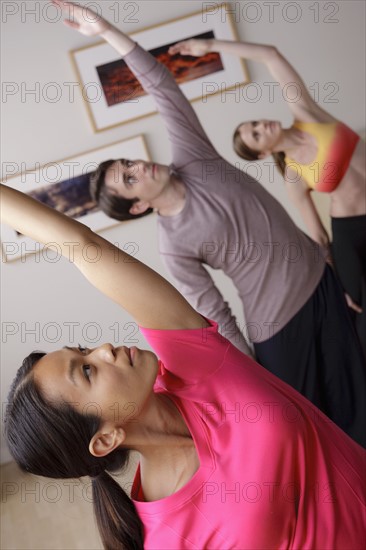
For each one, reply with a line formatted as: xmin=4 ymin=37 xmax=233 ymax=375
xmin=124 ymin=392 xmax=192 ymax=456
xmin=153 ymin=175 xmax=186 ymax=217
xmin=273 ymin=125 xmax=311 ymax=156
xmin=129 ymin=393 xmax=199 ymax=501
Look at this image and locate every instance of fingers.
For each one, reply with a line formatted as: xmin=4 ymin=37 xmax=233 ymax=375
xmin=351 ymin=303 xmax=363 ymax=314
xmin=63 ymin=19 xmax=80 ymax=30
xmin=52 ymin=0 xmax=80 ymax=18
xmin=169 ymin=43 xmax=184 ymax=55
xmin=345 ymin=293 xmax=363 ymax=314
xmin=52 ymin=0 xmax=71 ymax=10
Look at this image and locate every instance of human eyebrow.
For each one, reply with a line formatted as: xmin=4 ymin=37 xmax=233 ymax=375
xmin=62 ymin=346 xmax=78 ymax=386
xmin=69 ymin=360 xmax=78 ymax=386
xmin=118 ymin=159 xmax=129 ymax=185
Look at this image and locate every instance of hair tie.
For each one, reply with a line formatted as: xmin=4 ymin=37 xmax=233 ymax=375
xmin=91 ymin=469 xmax=104 ymax=481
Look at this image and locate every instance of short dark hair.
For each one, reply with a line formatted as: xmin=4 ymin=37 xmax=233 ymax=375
xmin=89 ymin=159 xmax=153 ymax=222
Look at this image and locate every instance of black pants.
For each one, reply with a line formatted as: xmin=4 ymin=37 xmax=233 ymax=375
xmin=331 ymin=214 xmax=366 ymax=361
xmin=254 ymin=265 xmax=366 ymax=448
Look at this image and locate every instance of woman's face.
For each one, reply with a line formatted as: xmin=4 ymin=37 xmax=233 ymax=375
xmin=238 ymin=120 xmax=282 ymax=156
xmin=33 ymin=344 xmax=159 ymax=427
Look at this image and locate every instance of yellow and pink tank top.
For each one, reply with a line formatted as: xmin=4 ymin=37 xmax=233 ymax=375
xmin=284 ymin=121 xmax=360 ymax=192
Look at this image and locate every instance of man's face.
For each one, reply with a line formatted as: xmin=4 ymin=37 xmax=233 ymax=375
xmin=104 ymin=159 xmax=171 ymax=205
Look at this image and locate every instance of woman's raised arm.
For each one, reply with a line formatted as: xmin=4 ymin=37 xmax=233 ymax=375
xmin=1 ymin=184 xmax=206 ymax=330
xmin=169 ymin=39 xmax=331 ymax=121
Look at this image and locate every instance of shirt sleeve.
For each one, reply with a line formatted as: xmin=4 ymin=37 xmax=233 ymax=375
xmin=122 ymin=44 xmax=219 ymax=169
xmin=140 ymin=318 xmax=230 ymax=385
xmin=161 ymin=253 xmax=253 ymax=357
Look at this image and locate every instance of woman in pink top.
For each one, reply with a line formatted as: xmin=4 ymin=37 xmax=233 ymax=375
xmin=2 ymin=177 xmax=365 ymax=549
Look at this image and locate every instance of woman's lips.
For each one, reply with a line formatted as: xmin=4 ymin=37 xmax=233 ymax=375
xmin=130 ymin=347 xmax=137 ymax=364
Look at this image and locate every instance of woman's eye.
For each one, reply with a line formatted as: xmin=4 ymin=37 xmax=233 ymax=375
xmin=83 ymin=365 xmax=92 ymax=380
xmin=127 ymin=176 xmax=136 ymax=184
xmin=127 ymin=161 xmax=134 ymax=168
xmin=253 ymin=132 xmax=259 ymax=141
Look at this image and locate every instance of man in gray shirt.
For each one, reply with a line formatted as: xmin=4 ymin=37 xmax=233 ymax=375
xmin=73 ymin=13 xmax=365 ymax=447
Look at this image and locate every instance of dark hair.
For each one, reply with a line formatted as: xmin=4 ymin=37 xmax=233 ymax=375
xmin=4 ymin=352 xmax=144 ymax=550
xmin=233 ymin=124 xmax=286 ymax=178
xmin=89 ymin=159 xmax=153 ymax=222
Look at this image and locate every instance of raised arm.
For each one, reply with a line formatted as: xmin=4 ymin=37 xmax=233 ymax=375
xmin=169 ymin=39 xmax=332 ymax=121
xmin=1 ymin=184 xmax=207 ymax=330
xmin=54 ymin=0 xmax=218 ymax=168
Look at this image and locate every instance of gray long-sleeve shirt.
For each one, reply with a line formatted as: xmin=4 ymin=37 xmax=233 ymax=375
xmin=123 ymin=45 xmax=325 ymax=352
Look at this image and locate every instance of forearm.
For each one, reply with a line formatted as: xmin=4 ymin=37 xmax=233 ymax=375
xmin=298 ymin=199 xmax=330 ymax=248
xmin=0 ymin=184 xmax=88 ymax=255
xmin=285 ymin=179 xmax=330 ymax=248
xmin=123 ymin=45 xmax=216 ymax=164
xmin=100 ymin=25 xmax=135 ymax=56
xmin=207 ymin=39 xmax=276 ymax=64
xmin=207 ymin=39 xmax=310 ymax=109
xmin=163 ymin=255 xmax=253 ymax=357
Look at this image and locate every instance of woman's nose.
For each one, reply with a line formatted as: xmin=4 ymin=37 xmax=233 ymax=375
xmin=93 ymin=344 xmax=116 ymax=362
xmin=138 ymin=161 xmax=146 ymax=174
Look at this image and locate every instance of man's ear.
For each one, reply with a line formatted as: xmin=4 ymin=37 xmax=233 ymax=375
xmin=129 ymin=200 xmax=150 ymax=215
xmin=89 ymin=425 xmax=126 ymax=458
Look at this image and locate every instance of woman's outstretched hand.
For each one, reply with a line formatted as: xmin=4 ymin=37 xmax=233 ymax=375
xmin=52 ymin=0 xmax=111 ymax=36
xmin=169 ymin=39 xmax=212 ymax=57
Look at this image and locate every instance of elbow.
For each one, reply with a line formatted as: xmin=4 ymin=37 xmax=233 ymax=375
xmin=70 ymin=225 xmax=101 ymax=262
xmin=263 ymin=45 xmax=281 ymax=67
xmin=289 ymin=191 xmax=311 ymax=210
xmin=315 ymin=231 xmax=330 ymax=248
xmin=269 ymin=46 xmax=281 ymax=61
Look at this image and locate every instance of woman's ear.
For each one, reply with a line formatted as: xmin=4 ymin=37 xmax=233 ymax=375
xmin=129 ymin=200 xmax=150 ymax=215
xmin=89 ymin=425 xmax=126 ymax=457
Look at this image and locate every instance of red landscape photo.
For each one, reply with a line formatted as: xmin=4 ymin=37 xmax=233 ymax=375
xmin=96 ymin=31 xmax=224 ymax=107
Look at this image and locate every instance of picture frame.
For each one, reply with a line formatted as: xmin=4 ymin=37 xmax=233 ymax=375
xmin=70 ymin=3 xmax=250 ymax=132
xmin=1 ymin=135 xmax=150 ymax=262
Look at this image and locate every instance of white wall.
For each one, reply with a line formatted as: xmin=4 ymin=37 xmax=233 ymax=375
xmin=1 ymin=0 xmax=365 ymax=464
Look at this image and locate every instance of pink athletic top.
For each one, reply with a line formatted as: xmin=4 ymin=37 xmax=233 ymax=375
xmin=132 ymin=321 xmax=366 ymax=549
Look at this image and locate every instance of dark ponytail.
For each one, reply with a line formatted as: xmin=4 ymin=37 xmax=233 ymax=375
xmin=4 ymin=352 xmax=144 ymax=549
xmin=272 ymin=152 xmax=286 ymax=178
xmin=233 ymin=125 xmax=286 ymax=178
xmin=92 ymin=472 xmax=144 ymax=550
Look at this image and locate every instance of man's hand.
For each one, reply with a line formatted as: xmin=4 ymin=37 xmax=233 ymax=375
xmin=52 ymin=0 xmax=111 ymax=36
xmin=345 ymin=293 xmax=363 ymax=314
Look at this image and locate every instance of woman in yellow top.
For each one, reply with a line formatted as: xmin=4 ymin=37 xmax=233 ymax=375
xmin=170 ymin=39 xmax=366 ymax=359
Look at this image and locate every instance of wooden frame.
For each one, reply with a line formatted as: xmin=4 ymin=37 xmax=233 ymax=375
xmin=70 ymin=3 xmax=249 ymax=132
xmin=1 ymin=135 xmax=150 ymax=262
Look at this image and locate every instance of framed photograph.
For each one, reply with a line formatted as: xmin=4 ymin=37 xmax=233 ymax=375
xmin=70 ymin=3 xmax=249 ymax=132
xmin=1 ymin=135 xmax=150 ymax=262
